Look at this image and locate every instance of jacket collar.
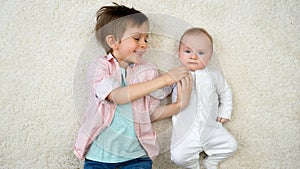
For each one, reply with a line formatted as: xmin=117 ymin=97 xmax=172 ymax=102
xmin=107 ymin=53 xmax=136 ymax=69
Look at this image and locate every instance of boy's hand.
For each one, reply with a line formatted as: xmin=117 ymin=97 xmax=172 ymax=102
xmin=162 ymin=66 xmax=190 ymax=85
xmin=217 ymin=117 xmax=230 ymax=124
xmin=176 ymin=73 xmax=193 ymax=110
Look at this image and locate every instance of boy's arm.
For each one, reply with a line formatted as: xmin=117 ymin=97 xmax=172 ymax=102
xmin=151 ymin=75 xmax=192 ymax=121
xmin=149 ymin=86 xmax=173 ymax=99
xmin=150 ymin=103 xmax=180 ymax=121
xmin=107 ymin=66 xmax=190 ymax=104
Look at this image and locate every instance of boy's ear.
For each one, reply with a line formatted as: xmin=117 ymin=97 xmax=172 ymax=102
xmin=106 ymin=35 xmax=119 ymax=50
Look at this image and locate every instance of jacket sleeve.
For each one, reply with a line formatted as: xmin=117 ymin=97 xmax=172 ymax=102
xmin=149 ymin=86 xmax=172 ymax=99
xmin=138 ymin=62 xmax=165 ymax=113
xmin=171 ymin=84 xmax=177 ymax=103
xmin=90 ymin=58 xmax=120 ymax=101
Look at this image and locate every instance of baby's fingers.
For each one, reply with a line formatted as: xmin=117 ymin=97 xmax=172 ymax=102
xmin=216 ymin=117 xmax=229 ymax=124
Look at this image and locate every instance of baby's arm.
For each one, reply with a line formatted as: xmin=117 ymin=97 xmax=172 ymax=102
xmin=107 ymin=66 xmax=190 ymax=104
xmin=150 ymin=75 xmax=192 ymax=121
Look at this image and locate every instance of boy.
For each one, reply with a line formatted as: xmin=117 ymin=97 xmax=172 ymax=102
xmin=74 ymin=3 xmax=192 ymax=169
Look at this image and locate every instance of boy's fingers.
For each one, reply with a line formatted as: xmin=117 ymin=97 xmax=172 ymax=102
xmin=167 ymin=66 xmax=189 ymax=84
xmin=177 ymin=81 xmax=182 ymax=89
xmin=177 ymin=66 xmax=190 ymax=77
xmin=181 ymin=77 xmax=187 ymax=88
xmin=176 ymin=81 xmax=182 ymax=101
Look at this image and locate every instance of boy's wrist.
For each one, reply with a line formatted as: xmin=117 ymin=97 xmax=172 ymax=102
xmin=160 ymin=73 xmax=173 ymax=86
xmin=173 ymin=101 xmax=182 ymax=111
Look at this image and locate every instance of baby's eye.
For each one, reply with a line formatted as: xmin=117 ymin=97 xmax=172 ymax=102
xmin=144 ymin=39 xmax=148 ymax=43
xmin=184 ymin=50 xmax=191 ymax=53
xmin=133 ymin=37 xmax=140 ymax=41
xmin=197 ymin=52 xmax=204 ymax=55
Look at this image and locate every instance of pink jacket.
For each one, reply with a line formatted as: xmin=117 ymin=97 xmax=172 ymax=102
xmin=74 ymin=54 xmax=167 ymax=160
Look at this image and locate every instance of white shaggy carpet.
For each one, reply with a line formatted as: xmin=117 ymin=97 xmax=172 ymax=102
xmin=0 ymin=0 xmax=299 ymax=168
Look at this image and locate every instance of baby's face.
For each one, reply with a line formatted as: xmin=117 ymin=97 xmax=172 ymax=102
xmin=179 ymin=33 xmax=212 ymax=71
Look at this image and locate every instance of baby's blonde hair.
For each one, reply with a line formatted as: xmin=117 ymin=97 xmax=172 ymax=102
xmin=179 ymin=27 xmax=213 ymax=50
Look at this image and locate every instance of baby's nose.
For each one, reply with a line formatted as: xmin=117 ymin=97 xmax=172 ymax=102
xmin=191 ymin=52 xmax=198 ymax=59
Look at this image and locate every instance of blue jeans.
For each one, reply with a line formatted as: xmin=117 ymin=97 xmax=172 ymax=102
xmin=84 ymin=157 xmax=152 ymax=169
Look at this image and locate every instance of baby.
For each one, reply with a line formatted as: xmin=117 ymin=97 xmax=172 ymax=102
xmin=170 ymin=27 xmax=238 ymax=169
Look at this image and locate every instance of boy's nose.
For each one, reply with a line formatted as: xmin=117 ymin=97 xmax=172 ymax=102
xmin=140 ymin=41 xmax=147 ymax=48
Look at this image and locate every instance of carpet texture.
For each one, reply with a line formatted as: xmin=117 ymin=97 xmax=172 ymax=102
xmin=0 ymin=0 xmax=299 ymax=168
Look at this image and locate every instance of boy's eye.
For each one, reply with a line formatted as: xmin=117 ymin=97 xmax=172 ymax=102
xmin=133 ymin=37 xmax=148 ymax=43
xmin=184 ymin=50 xmax=191 ymax=53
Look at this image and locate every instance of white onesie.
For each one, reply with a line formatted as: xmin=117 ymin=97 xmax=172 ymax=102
xmin=171 ymin=68 xmax=237 ymax=169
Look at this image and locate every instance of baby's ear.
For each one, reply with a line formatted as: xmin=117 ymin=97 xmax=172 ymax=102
xmin=106 ymin=35 xmax=119 ymax=50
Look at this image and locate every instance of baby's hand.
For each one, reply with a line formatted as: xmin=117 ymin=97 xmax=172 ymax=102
xmin=176 ymin=74 xmax=193 ymax=110
xmin=216 ymin=117 xmax=230 ymax=124
xmin=162 ymin=66 xmax=190 ymax=85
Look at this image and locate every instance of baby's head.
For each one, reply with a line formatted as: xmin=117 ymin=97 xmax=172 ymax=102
xmin=178 ymin=27 xmax=213 ymax=71
xmin=95 ymin=3 xmax=149 ymax=54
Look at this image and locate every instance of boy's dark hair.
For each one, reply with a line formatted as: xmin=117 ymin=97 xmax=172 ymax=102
xmin=95 ymin=2 xmax=149 ymax=54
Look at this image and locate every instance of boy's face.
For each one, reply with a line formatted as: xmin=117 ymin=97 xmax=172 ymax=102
xmin=179 ymin=33 xmax=212 ymax=71
xmin=113 ymin=22 xmax=149 ymax=67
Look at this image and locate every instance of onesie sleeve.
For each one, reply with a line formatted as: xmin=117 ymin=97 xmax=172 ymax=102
xmin=213 ymin=71 xmax=233 ymax=119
